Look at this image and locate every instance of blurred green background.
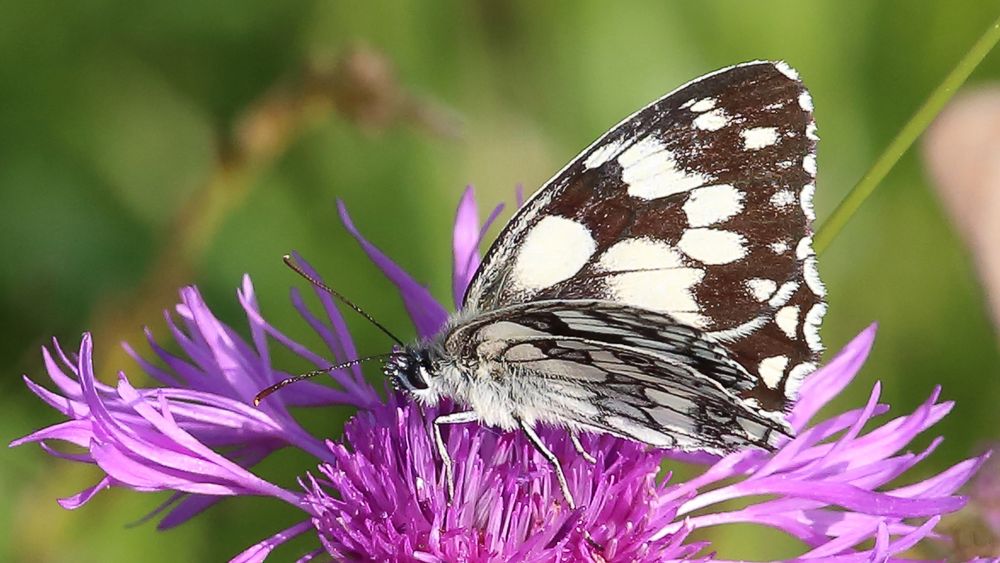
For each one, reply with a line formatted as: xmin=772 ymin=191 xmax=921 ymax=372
xmin=3 ymin=1 xmax=1000 ymax=561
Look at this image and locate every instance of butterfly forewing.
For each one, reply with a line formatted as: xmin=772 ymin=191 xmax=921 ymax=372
xmin=463 ymin=61 xmax=823 ymax=413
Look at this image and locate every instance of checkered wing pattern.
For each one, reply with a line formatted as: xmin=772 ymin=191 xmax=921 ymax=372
xmin=462 ymin=61 xmax=824 ymax=413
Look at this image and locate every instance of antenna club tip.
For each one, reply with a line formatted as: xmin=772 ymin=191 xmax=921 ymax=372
xmin=252 ymin=396 xmax=264 ymax=407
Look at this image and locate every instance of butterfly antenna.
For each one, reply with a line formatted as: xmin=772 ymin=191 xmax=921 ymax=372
xmin=283 ymin=254 xmax=405 ymax=347
xmin=254 ymin=354 xmax=389 ymax=406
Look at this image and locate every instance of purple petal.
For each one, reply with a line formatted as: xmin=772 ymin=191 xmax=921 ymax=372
xmin=19 ymin=373 xmax=87 ymax=418
xmin=285 ymin=253 xmax=379 ymax=403
xmin=12 ymin=419 xmax=95 ymax=449
xmin=156 ymin=495 xmax=225 ymax=530
xmin=284 ymin=255 xmax=363 ymax=378
xmin=797 ymin=381 xmax=884 ymax=475
xmin=57 ymin=476 xmax=113 ymax=509
xmin=238 ymin=283 xmax=374 ymax=408
xmin=123 ymin=336 xmax=181 ymax=388
xmin=890 ymin=454 xmax=988 ymax=499
xmin=176 ymin=287 xmax=260 ymax=401
xmin=230 ymin=520 xmax=314 ymax=563
xmin=452 ymin=185 xmax=481 ymax=307
xmin=451 ymin=186 xmax=505 ymax=308
xmin=703 ymin=473 xmax=965 ymax=519
xmin=337 ymin=199 xmax=448 ymax=339
xmin=789 ymin=323 xmax=877 ymax=430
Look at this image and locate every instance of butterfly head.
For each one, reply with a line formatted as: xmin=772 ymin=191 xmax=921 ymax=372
xmin=384 ymin=347 xmax=435 ymax=396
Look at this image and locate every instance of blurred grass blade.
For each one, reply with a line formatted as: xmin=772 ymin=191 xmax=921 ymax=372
xmin=815 ymin=13 xmax=1000 ymax=254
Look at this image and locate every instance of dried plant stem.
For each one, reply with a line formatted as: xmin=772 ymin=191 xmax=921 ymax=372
xmin=89 ymin=93 xmax=306 ymax=375
xmin=89 ymin=46 xmax=459 ymax=376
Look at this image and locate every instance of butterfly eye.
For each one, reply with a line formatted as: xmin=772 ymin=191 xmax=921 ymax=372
xmin=407 ymin=365 xmax=430 ymax=391
xmin=388 ymin=351 xmax=429 ymax=392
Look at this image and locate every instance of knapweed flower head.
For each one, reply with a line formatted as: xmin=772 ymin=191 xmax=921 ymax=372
xmin=12 ymin=187 xmax=989 ymax=561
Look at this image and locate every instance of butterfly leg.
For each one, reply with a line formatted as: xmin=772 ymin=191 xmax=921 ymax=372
xmin=518 ymin=419 xmax=577 ymax=509
xmin=570 ymin=432 xmax=597 ymax=464
xmin=433 ymin=411 xmax=479 ymax=503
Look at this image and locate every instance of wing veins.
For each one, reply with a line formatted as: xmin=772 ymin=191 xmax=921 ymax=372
xmin=497 ymin=334 xmax=753 ymax=403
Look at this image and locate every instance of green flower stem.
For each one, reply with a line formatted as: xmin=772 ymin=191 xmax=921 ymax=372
xmin=815 ymin=13 xmax=1000 ymax=255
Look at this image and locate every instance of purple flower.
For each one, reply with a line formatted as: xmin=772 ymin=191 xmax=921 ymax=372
xmin=12 ymin=187 xmax=989 ymax=561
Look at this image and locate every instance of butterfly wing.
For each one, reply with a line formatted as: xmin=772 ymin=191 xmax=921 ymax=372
xmin=445 ymin=300 xmax=790 ymax=453
xmin=462 ymin=61 xmax=823 ymax=411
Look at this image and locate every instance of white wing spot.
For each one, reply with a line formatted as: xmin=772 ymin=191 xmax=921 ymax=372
xmin=693 ymin=108 xmax=730 ymax=131
xmin=796 ymin=236 xmax=815 ymax=260
xmin=741 ymin=126 xmax=779 ymax=150
xmin=606 ymin=269 xmax=707 ymax=328
xmin=759 ymin=355 xmax=790 ymax=389
xmin=770 ymin=189 xmax=795 ymax=208
xmin=584 ymin=137 xmax=628 ymax=170
xmin=678 ymin=228 xmax=747 ymax=265
xmin=786 ymin=362 xmax=817 ymax=398
xmin=618 ymin=136 xmax=710 ymax=200
xmin=769 ymin=240 xmax=790 ymax=254
xmin=798 ymin=91 xmax=814 ymax=112
xmin=774 ymin=61 xmax=800 ymax=80
xmin=512 ymin=216 xmax=596 ymax=291
xmin=804 ymin=302 xmax=827 ymax=351
xmin=768 ymin=281 xmax=799 ymax=308
xmin=683 ymin=184 xmax=744 ymax=227
xmin=803 ymin=154 xmax=817 ymax=176
xmin=689 ymin=97 xmax=717 ymax=112
xmin=705 ymin=316 xmax=768 ymax=343
xmin=598 ymin=238 xmax=708 ymax=326
xmin=801 ymin=183 xmax=816 ymax=221
xmin=746 ymin=278 xmax=777 ymax=302
xmin=776 ymin=305 xmax=800 ymax=339
xmin=804 ymin=255 xmax=826 ymax=297
xmin=670 ymin=311 xmax=711 ymax=329
xmin=806 ymin=122 xmax=819 ymax=141
xmin=597 ymin=237 xmax=682 ymax=271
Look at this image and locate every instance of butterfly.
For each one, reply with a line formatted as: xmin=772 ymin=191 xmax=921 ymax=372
xmin=273 ymin=60 xmax=825 ymax=510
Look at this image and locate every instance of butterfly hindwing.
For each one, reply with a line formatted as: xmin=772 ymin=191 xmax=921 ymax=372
xmin=462 ymin=61 xmax=823 ymax=411
xmin=445 ymin=300 xmax=790 ymax=453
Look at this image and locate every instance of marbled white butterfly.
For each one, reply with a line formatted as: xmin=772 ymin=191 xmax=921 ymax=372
xmin=277 ymin=61 xmax=825 ymax=509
